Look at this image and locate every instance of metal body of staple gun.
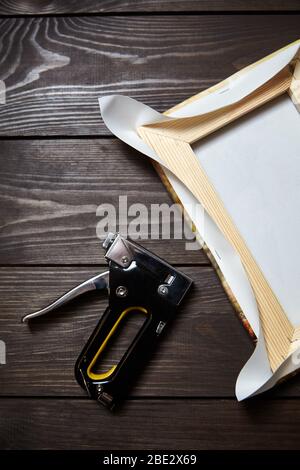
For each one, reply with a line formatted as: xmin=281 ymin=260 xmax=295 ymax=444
xmin=22 ymin=233 xmax=193 ymax=410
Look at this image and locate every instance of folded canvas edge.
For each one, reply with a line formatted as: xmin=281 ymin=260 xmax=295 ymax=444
xmin=98 ymin=39 xmax=300 ymax=399
xmin=99 ymin=93 xmax=300 ymax=399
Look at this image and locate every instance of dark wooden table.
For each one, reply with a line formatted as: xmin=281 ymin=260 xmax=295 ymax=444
xmin=1 ymin=1 xmax=300 ymax=451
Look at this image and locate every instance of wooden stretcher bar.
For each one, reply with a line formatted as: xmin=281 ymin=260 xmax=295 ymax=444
xmin=137 ymin=59 xmax=300 ymax=372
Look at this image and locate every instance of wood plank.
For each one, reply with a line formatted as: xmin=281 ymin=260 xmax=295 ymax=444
xmin=0 ymin=15 xmax=299 ymax=135
xmin=0 ymin=138 xmax=206 ymax=265
xmin=1 ymin=398 xmax=300 ymax=449
xmin=0 ymin=1 xmax=300 ymax=15
xmin=0 ymin=266 xmax=253 ymax=397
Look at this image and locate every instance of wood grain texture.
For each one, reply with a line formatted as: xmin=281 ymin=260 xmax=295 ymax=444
xmin=2 ymin=398 xmax=300 ymax=450
xmin=0 ymin=138 xmax=207 ymax=265
xmin=289 ymin=58 xmax=300 ymax=111
xmin=0 ymin=15 xmax=300 ymax=135
xmin=0 ymin=1 xmax=300 ymax=15
xmin=0 ymin=266 xmax=253 ymax=397
xmin=0 ymin=0 xmax=299 ymax=15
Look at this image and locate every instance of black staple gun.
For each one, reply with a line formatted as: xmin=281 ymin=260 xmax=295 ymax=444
xmin=22 ymin=233 xmax=192 ymax=410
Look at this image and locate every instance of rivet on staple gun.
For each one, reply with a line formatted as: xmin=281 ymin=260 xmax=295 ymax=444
xmin=22 ymin=233 xmax=193 ymax=410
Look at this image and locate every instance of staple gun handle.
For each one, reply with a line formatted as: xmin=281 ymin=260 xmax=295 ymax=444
xmin=22 ymin=271 xmax=109 ymax=323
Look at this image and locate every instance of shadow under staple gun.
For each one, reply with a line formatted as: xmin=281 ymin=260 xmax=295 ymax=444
xmin=22 ymin=233 xmax=193 ymax=410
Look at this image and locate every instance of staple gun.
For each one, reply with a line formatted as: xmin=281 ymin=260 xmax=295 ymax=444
xmin=22 ymin=233 xmax=192 ymax=410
